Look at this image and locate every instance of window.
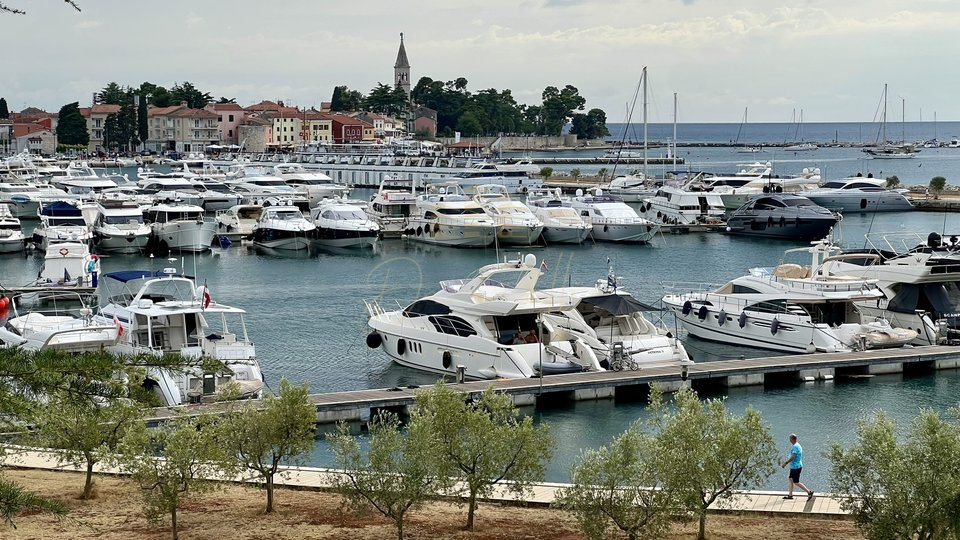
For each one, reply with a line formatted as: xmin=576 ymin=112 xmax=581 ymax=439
xmin=228 ymin=129 xmax=233 ymax=137
xmin=402 ymin=300 xmax=451 ymax=318
xmin=429 ymin=315 xmax=477 ymax=337
xmin=218 ymin=116 xmax=223 ymax=122
xmin=228 ymin=114 xmax=234 ymax=122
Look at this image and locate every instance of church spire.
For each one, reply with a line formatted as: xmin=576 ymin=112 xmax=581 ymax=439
xmin=394 ymin=32 xmax=410 ymax=69
xmin=394 ymin=32 xmax=411 ymax=99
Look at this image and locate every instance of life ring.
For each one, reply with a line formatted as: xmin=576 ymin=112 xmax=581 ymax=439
xmin=682 ymin=300 xmax=692 ymax=316
xmin=697 ymin=305 xmax=708 ymax=321
xmin=366 ymin=332 xmax=382 ymax=349
xmin=739 ymin=312 xmax=747 ymax=328
xmin=442 ymin=351 xmax=452 ymax=369
xmin=770 ymin=318 xmax=780 ymax=335
xmin=521 ymin=186 xmax=528 ymax=194
xmin=718 ymin=310 xmax=726 ymax=326
xmin=59 ymin=247 xmax=69 ymax=256
xmin=397 ymin=338 xmax=407 ymax=355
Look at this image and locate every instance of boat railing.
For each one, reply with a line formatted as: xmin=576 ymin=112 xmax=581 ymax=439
xmin=660 ymin=285 xmax=811 ymax=317
xmin=587 ymin=216 xmax=648 ymax=226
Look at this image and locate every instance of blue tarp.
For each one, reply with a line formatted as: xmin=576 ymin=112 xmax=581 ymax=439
xmin=40 ymin=201 xmax=82 ymax=217
xmin=104 ymin=270 xmax=194 ymax=283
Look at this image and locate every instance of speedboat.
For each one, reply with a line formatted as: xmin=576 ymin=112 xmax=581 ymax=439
xmin=526 ymin=189 xmax=592 ymax=244
xmin=662 ymin=241 xmax=917 ymax=353
xmin=31 ymin=201 xmax=94 ymax=250
xmin=473 ymin=184 xmax=543 ymax=246
xmin=640 ymin=186 xmax=726 ymax=227
xmin=406 ymin=182 xmax=498 ymax=247
xmin=145 ymin=202 xmax=217 ymax=252
xmin=250 ymin=203 xmax=315 ymax=250
xmin=0 ymin=204 xmax=26 ymax=254
xmin=92 ymin=199 xmax=152 ymax=254
xmin=541 ymin=269 xmax=691 ymax=370
xmin=215 ymin=204 xmax=263 ymax=241
xmin=310 ymin=200 xmax=379 ymax=248
xmin=94 ymin=269 xmax=264 ymax=406
xmin=724 ymin=194 xmax=838 ymax=241
xmin=800 ymin=177 xmax=914 ymax=213
xmin=366 ymin=179 xmax=417 ymax=238
xmin=365 ymin=254 xmax=604 ymax=379
xmin=570 ymin=190 xmax=659 ymax=243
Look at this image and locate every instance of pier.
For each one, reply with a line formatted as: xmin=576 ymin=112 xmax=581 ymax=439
xmin=530 ymin=156 xmax=684 ymax=165
xmin=145 ymin=345 xmax=960 ymax=426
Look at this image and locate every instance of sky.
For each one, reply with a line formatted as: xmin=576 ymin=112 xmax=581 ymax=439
xmin=3 ymin=0 xmax=959 ymax=123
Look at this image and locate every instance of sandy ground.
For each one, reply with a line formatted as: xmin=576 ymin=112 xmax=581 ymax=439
xmin=2 ymin=469 xmax=864 ymax=540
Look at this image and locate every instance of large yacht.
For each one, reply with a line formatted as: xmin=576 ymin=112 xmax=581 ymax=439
xmin=92 ymin=199 xmax=152 ymax=254
xmin=365 ymin=179 xmax=417 ymax=238
xmin=473 ymin=184 xmax=543 ymax=246
xmin=688 ymin=162 xmax=822 ymax=210
xmin=661 ymin=241 xmax=918 ymax=353
xmin=406 ymin=182 xmax=498 ymax=247
xmin=145 ymin=202 xmax=217 ymax=252
xmin=94 ymin=269 xmax=264 ymax=406
xmin=365 ymin=254 xmax=604 ymax=379
xmin=215 ymin=204 xmax=263 ymax=241
xmin=800 ymin=177 xmax=914 ymax=212
xmin=725 ymin=194 xmax=838 ymax=241
xmin=310 ymin=200 xmax=379 ymax=248
xmin=526 ymin=189 xmax=592 ymax=244
xmin=570 ymin=190 xmax=659 ymax=243
xmin=273 ymin=163 xmax=349 ymax=204
xmin=434 ymin=160 xmax=541 ymax=195
xmin=640 ymin=186 xmax=726 ymax=227
xmin=250 ymin=203 xmax=315 ymax=250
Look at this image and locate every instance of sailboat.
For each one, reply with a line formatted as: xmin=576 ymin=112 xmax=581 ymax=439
xmin=734 ymin=107 xmax=763 ymax=153
xmin=863 ymin=84 xmax=919 ymax=159
xmin=784 ymin=109 xmax=818 ymax=151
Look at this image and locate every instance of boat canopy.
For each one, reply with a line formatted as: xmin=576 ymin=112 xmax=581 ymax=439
xmin=104 ymin=270 xmax=194 ymax=283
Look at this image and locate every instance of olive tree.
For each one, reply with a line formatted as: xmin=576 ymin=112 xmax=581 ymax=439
xmin=651 ymin=386 xmax=777 ymax=540
xmin=885 ymin=175 xmax=900 ymax=189
xmin=540 ymin=166 xmax=554 ymax=182
xmin=120 ymin=414 xmax=226 ymax=540
xmin=328 ymin=411 xmax=439 ymax=540
xmin=32 ymin=393 xmax=143 ymax=499
xmin=929 ymin=176 xmax=947 ymax=199
xmin=828 ymin=408 xmax=960 ymax=540
xmin=556 ymin=424 xmax=676 ymax=540
xmin=414 ymin=382 xmax=553 ymax=530
xmin=217 ymin=378 xmax=316 ymax=513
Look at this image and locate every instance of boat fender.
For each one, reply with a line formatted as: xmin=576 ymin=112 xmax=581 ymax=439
xmin=762 ymin=186 xmax=770 ymax=194
xmin=656 ymin=211 xmax=662 ymax=219
xmin=604 ymin=224 xmax=609 ymax=233
xmin=366 ymin=332 xmax=382 ymax=349
xmin=718 ymin=310 xmax=726 ymax=326
xmin=442 ymin=351 xmax=452 ymax=369
xmin=767 ymin=216 xmax=774 ymax=227
xmin=433 ymin=223 xmax=440 ymax=233
xmin=738 ymin=312 xmax=747 ymax=328
xmin=397 ymin=338 xmax=407 ymax=355
xmin=770 ymin=318 xmax=780 ymax=335
xmin=697 ymin=305 xmax=708 ymax=321
xmin=639 ymin=204 xmax=646 ymax=213
xmin=775 ymin=185 xmax=783 ymax=193
xmin=522 ymin=186 xmax=528 ymax=194
xmin=682 ymin=300 xmax=692 ymax=316
xmin=416 ymin=226 xmax=422 ymax=236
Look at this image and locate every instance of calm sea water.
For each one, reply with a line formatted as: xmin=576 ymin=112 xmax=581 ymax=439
xmin=4 ymin=135 xmax=960 ymax=490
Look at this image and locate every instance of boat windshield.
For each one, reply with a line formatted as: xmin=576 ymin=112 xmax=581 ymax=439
xmin=595 ymin=206 xmax=636 ymax=218
xmin=322 ymin=208 xmax=365 ymax=221
xmin=104 ymin=214 xmax=144 ymax=225
xmin=438 ymin=207 xmax=486 ymax=215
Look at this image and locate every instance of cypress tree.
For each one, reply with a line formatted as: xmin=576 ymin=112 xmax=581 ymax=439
xmin=0 ymin=98 xmax=8 ymax=119
xmin=56 ymin=102 xmax=89 ymax=146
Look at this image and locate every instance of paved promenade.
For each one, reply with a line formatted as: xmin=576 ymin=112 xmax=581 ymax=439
xmin=2 ymin=446 xmax=848 ymax=519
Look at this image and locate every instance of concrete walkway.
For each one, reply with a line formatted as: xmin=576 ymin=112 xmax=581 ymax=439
xmin=2 ymin=446 xmax=848 ymax=518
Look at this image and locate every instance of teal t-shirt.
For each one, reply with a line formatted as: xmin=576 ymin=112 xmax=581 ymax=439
xmin=790 ymin=442 xmax=803 ymax=469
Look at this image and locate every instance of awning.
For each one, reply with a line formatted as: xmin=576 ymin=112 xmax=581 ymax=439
xmin=581 ymin=293 xmax=663 ymax=315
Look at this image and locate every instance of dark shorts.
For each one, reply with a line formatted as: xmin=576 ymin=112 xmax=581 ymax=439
xmin=789 ymin=467 xmax=802 ymax=482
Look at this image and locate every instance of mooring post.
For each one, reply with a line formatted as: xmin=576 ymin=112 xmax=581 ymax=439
xmin=456 ymin=365 xmax=466 ymax=384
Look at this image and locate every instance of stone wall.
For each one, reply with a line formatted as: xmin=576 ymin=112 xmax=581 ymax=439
xmin=438 ymin=134 xmax=581 ymax=150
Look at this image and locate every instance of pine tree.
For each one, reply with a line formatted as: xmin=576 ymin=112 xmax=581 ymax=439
xmin=55 ymin=102 xmax=89 ymax=146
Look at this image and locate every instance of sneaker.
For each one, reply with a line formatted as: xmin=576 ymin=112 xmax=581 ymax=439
xmin=808 ymin=491 xmax=815 ymax=499
xmin=782 ymin=495 xmax=794 ymax=500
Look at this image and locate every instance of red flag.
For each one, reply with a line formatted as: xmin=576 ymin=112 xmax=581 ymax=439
xmin=202 ymin=286 xmax=211 ymax=309
xmin=113 ymin=315 xmax=124 ymax=337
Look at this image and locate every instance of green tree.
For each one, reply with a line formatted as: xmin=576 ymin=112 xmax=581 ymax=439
xmin=215 ymin=96 xmax=237 ymax=104
xmin=456 ymin=110 xmax=483 ymax=137
xmin=217 ymin=378 xmax=316 ymax=513
xmin=120 ymin=414 xmax=226 ymax=540
xmin=139 ymin=82 xmax=173 ymax=108
xmin=330 ymin=85 xmax=364 ymax=112
xmin=597 ymin=167 xmax=609 ymax=182
xmin=885 ymin=175 xmax=900 ymax=189
xmin=170 ymin=81 xmax=212 ymax=109
xmin=328 ymin=411 xmax=440 ymax=540
xmin=930 ymin=176 xmax=947 ymax=198
xmin=540 ymin=167 xmax=554 ymax=182
xmin=556 ymin=424 xmax=676 ymax=540
xmin=0 ymin=478 xmax=67 ymax=526
xmin=570 ymin=168 xmax=582 ymax=182
xmin=828 ymin=409 xmax=960 ymax=540
xmin=55 ymin=102 xmax=89 ymax=146
xmin=571 ymin=108 xmax=610 ymax=139
xmin=0 ymin=98 xmax=8 ymax=119
xmin=651 ymin=386 xmax=777 ymax=540
xmin=32 ymin=393 xmax=143 ymax=499
xmin=414 ymin=382 xmax=552 ymax=530
xmin=541 ymin=85 xmax=586 ymax=135
xmin=365 ymin=83 xmax=408 ymax=117
xmin=97 ymin=82 xmax=126 ymax=105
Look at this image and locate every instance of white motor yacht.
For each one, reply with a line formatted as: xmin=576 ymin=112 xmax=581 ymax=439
xmin=365 ymin=254 xmax=604 ymax=379
xmin=800 ymin=177 xmax=914 ymax=213
xmin=145 ymin=202 xmax=217 ymax=253
xmin=662 ymin=241 xmax=918 ymax=353
xmin=407 ymin=182 xmax=498 ymax=247
xmin=0 ymin=292 xmax=119 ymax=351
xmin=32 ymin=201 xmax=94 ymax=250
xmin=310 ymin=200 xmax=379 ymax=248
xmin=92 ymin=199 xmax=152 ymax=254
xmin=273 ymin=163 xmax=350 ymax=205
xmin=687 ymin=162 xmax=822 ymax=210
xmin=525 ymin=188 xmax=592 ymax=244
xmin=366 ymin=179 xmax=417 ymax=238
xmin=432 ymin=160 xmax=541 ymax=195
xmin=250 ymin=203 xmax=315 ymax=250
xmin=602 ymin=174 xmax=656 ymax=202
xmin=570 ymin=190 xmax=659 ymax=243
xmin=640 ymin=186 xmax=726 ymax=227
xmin=0 ymin=204 xmax=26 ymax=254
xmin=189 ymin=177 xmax=243 ymax=211
xmin=473 ymin=184 xmax=543 ymax=246
xmin=30 ymin=241 xmax=101 ymax=290
xmin=215 ymin=204 xmax=263 ymax=241
xmin=94 ymin=269 xmax=264 ymax=406
xmin=0 ymin=181 xmax=45 ymax=218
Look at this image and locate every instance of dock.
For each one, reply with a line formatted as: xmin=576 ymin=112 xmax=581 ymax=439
xmin=531 ymin=156 xmax=684 ymax=165
xmin=145 ymin=345 xmax=960 ymax=426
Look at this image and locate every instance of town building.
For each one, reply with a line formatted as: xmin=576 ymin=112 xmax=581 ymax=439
xmin=237 ymin=115 xmax=272 ymax=153
xmin=146 ymin=102 xmax=219 ymax=153
xmin=328 ymin=114 xmax=369 ymax=143
xmin=13 ymin=123 xmax=56 ymax=155
xmin=411 ymin=105 xmax=438 ymax=138
xmin=79 ymin=104 xmax=121 ymax=153
xmin=205 ymin=102 xmax=246 ymax=145
xmin=303 ymin=110 xmax=333 ymax=144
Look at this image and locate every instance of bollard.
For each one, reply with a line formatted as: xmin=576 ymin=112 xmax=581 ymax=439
xmin=456 ymin=365 xmax=466 ymax=384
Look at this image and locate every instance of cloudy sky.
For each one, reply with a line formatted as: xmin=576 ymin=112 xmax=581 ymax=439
xmin=3 ymin=0 xmax=957 ymax=123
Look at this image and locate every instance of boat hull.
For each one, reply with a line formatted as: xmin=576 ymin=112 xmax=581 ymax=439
xmin=312 ymin=227 xmax=379 ymax=248
xmin=95 ymin=230 xmax=151 ymax=253
xmin=405 ymin=222 xmax=497 ymax=247
xmin=541 ymin=225 xmax=591 ymax=244
xmin=151 ymin=221 xmax=217 ymax=252
xmin=589 ymin=222 xmax=659 ymax=243
xmin=496 ymin=225 xmax=544 ymax=246
xmin=725 ymin=215 xmax=837 ymax=240
xmin=251 ymin=228 xmax=312 ymax=250
xmin=803 ymin=193 xmax=913 ymax=213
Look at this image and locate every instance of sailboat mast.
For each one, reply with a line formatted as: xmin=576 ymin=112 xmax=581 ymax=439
xmin=901 ymin=96 xmax=906 ymax=144
xmin=882 ymin=83 xmax=887 ymax=144
xmin=672 ymin=92 xmax=678 ymax=163
xmin=642 ymin=66 xmax=648 ymax=179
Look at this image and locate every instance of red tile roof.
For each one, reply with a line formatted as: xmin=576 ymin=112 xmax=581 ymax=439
xmin=13 ymin=123 xmax=48 ymax=137
xmin=208 ymin=103 xmax=243 ymax=111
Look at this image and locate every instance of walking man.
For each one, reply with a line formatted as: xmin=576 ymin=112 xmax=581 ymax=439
xmin=782 ymin=433 xmax=814 ymax=500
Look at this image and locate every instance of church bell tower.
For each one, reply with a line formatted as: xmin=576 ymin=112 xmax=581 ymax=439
xmin=394 ymin=32 xmax=411 ymax=99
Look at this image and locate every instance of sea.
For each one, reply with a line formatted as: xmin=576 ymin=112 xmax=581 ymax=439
xmin=4 ymin=120 xmax=960 ymax=490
